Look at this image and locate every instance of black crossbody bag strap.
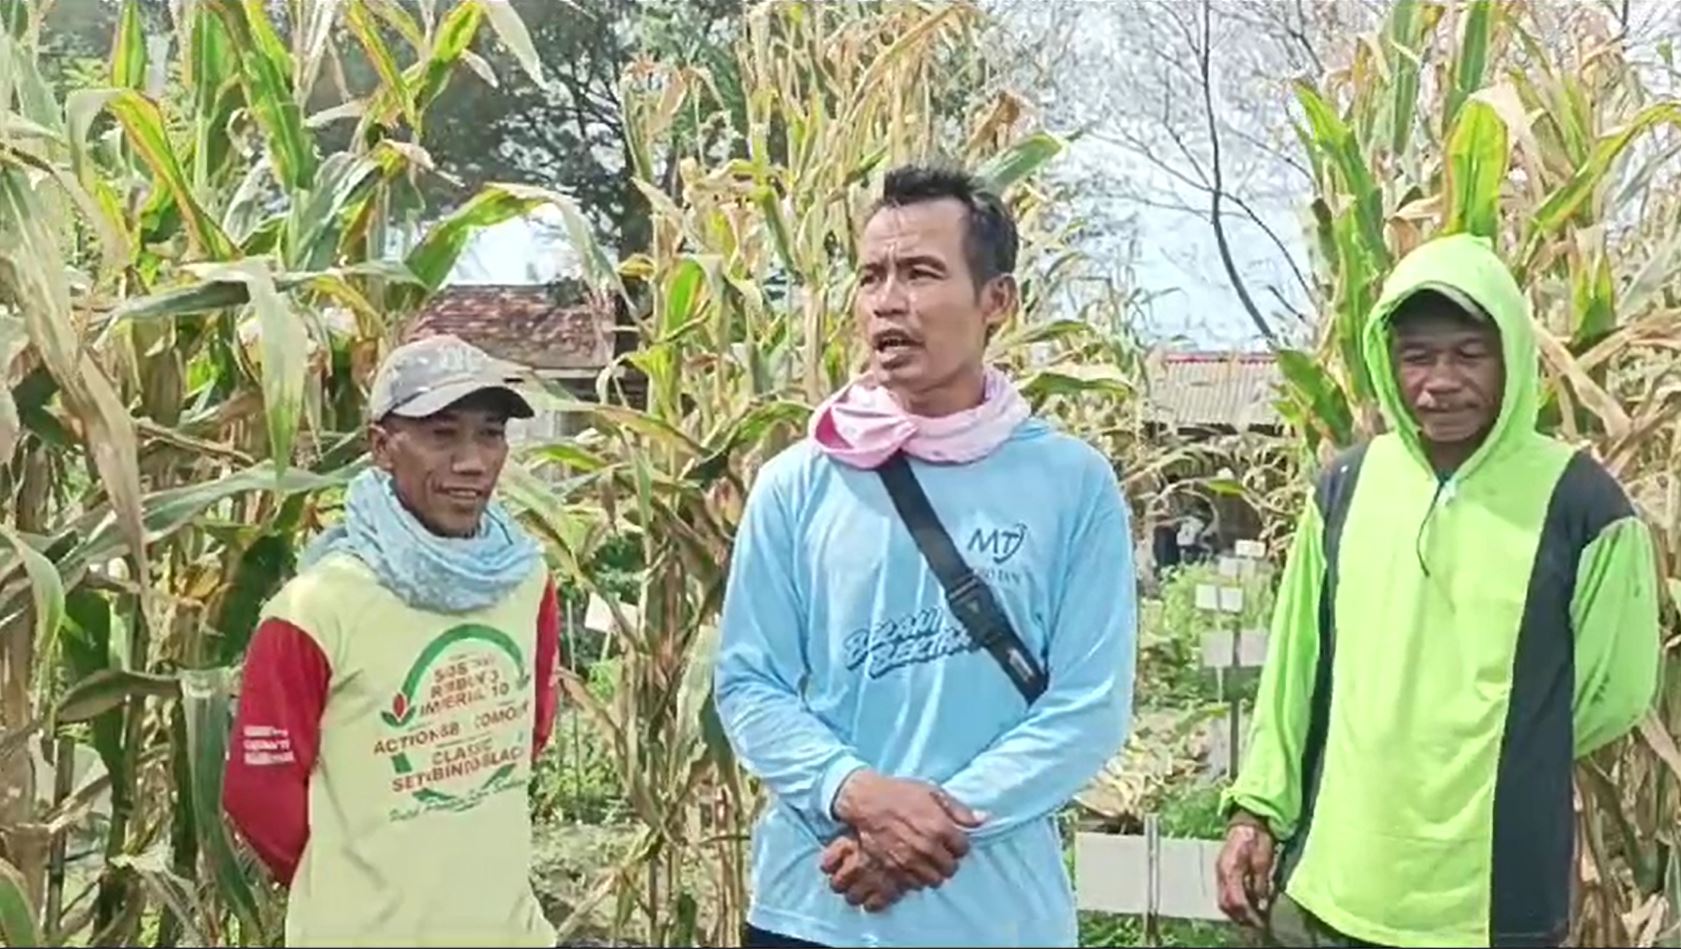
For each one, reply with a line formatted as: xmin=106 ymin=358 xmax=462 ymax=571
xmin=875 ymin=452 xmax=1048 ymax=704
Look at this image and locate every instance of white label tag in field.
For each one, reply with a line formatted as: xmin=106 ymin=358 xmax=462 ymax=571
xmin=1219 ymin=586 xmax=1244 ymax=613
xmin=1074 ymin=832 xmax=1224 ymax=920
xmin=1235 ymin=539 xmax=1265 ymax=559
xmin=1200 ymin=629 xmax=1269 ymax=669
xmin=1218 ymin=556 xmax=1241 ymax=578
xmin=1195 ymin=584 xmax=1220 ymax=611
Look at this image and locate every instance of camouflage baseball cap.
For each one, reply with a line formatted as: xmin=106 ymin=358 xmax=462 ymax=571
xmin=367 ymin=334 xmax=535 ymax=422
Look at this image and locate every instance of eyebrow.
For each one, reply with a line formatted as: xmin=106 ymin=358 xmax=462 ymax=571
xmin=862 ymin=252 xmax=948 ymax=271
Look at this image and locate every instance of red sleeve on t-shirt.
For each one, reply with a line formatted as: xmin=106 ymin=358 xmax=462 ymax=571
xmin=532 ymin=579 xmax=562 ymax=760
xmin=222 ymin=618 xmax=329 ymax=887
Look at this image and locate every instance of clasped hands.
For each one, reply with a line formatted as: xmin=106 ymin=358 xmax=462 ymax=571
xmin=821 ymin=769 xmax=985 ymax=913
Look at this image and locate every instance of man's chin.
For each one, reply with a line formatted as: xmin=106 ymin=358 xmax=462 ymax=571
xmin=1420 ymin=421 xmax=1490 ymax=448
xmin=427 ymin=507 xmax=486 ymax=538
xmin=868 ymin=361 xmax=923 ymax=390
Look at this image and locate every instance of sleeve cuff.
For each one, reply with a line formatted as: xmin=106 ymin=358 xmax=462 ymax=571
xmin=1220 ymin=789 xmax=1291 ymax=839
xmin=816 ymin=755 xmax=869 ymax=822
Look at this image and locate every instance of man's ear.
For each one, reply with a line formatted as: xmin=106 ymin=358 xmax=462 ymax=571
xmin=980 ymin=274 xmax=1018 ymax=338
xmin=368 ymin=422 xmax=396 ymax=473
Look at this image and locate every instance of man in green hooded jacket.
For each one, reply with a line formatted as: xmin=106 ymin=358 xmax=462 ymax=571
xmin=1216 ymin=233 xmax=1661 ymax=947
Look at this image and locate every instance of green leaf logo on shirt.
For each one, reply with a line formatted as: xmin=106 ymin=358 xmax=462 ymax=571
xmin=381 ymin=624 xmax=529 ymax=728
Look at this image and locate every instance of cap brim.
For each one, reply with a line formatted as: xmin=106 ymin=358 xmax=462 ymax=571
xmin=388 ymin=381 xmax=535 ymax=420
xmin=1393 ymin=282 xmax=1494 ymax=324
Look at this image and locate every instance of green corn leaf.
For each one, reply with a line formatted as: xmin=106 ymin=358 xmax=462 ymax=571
xmin=287 ymin=151 xmax=384 ymax=270
xmin=1020 ymin=363 xmax=1137 ymax=401
xmin=1445 ymin=0 xmax=1494 ymax=130
xmin=53 ymin=668 xmax=181 ymax=725
xmin=991 ymin=317 xmax=1097 ymax=353
xmin=62 ymin=462 xmax=362 ymax=578
xmin=753 ymin=184 xmax=799 ymax=280
xmin=1570 ymin=240 xmax=1615 ymax=348
xmin=412 ymin=0 xmax=485 ymax=115
xmin=1277 ymin=348 xmax=1355 ymax=447
xmin=663 ymin=258 xmax=705 ymax=338
xmin=685 ymin=399 xmax=810 ymax=487
xmin=481 ymin=0 xmax=546 ymax=90
xmin=498 ymin=460 xmax=593 ymax=555
xmin=209 ymin=0 xmax=318 ymax=191
xmin=977 ymin=131 xmax=1063 ymax=193
xmin=365 ymin=0 xmax=427 ymax=53
xmin=188 ymin=5 xmax=240 ymax=187
xmin=180 ymin=667 xmax=268 ymax=940
xmin=109 ymin=0 xmax=147 ymax=90
xmin=0 ymin=524 xmax=65 ymax=704
xmin=0 ymin=25 xmax=62 ymax=132
xmin=209 ymin=535 xmax=293 ymax=664
xmin=1293 ymin=81 xmax=1389 ymax=270
xmin=0 ymin=857 xmax=39 ymax=949
xmin=87 ymin=88 xmax=237 ymax=259
xmin=347 ymin=0 xmax=417 ymax=132
xmin=183 ymin=259 xmax=306 ymax=474
xmin=405 ymin=183 xmax=621 ymax=298
xmin=1383 ymin=0 xmax=1442 ymax=158
xmin=104 ymin=281 xmax=250 ymax=330
xmin=1443 ymin=98 xmax=1509 ymax=239
xmin=404 ymin=187 xmax=534 ymax=291
xmin=1530 ymin=103 xmax=1681 ymax=240
xmin=534 ymin=450 xmax=616 ymax=486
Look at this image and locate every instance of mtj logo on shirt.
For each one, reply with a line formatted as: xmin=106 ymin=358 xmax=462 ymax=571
xmin=968 ymin=523 xmax=1027 ymax=565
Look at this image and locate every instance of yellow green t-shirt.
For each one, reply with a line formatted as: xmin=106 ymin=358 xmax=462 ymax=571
xmin=224 ymin=552 xmax=560 ymax=947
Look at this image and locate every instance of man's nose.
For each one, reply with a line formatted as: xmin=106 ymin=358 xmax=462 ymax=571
xmin=1418 ymin=371 xmax=1463 ymax=401
xmin=452 ymin=445 xmax=489 ymax=474
xmin=869 ymin=274 xmax=909 ymax=315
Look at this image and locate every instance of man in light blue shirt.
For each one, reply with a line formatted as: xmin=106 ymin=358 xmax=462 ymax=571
xmin=714 ymin=163 xmax=1138 ymax=947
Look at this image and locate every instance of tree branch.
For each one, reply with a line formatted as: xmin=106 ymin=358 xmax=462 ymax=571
xmin=1268 ymin=283 xmax=1310 ymax=326
xmin=1219 ymin=189 xmax=1313 ymax=300
xmin=1199 ymin=0 xmax=1278 ymax=346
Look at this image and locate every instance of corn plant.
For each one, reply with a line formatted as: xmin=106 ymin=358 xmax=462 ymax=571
xmin=1283 ymin=0 xmax=1681 ymax=943
xmin=0 ymin=0 xmax=582 ymax=943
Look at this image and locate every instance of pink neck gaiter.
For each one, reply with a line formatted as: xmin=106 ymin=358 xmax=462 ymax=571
xmin=808 ymin=368 xmax=1030 ymax=470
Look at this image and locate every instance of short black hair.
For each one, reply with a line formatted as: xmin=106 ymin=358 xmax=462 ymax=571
xmin=870 ymin=163 xmax=1018 ymax=289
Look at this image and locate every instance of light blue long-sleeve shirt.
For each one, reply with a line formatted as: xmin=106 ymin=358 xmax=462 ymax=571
xmin=714 ymin=418 xmax=1138 ymax=947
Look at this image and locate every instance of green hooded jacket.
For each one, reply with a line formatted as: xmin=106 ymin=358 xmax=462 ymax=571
xmin=1223 ymin=233 xmax=1662 ymax=947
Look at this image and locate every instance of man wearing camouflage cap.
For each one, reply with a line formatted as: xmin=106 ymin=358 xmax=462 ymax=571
xmin=224 ymin=334 xmax=563 ymax=946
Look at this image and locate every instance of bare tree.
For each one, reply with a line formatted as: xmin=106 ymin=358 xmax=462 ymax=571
xmin=990 ymin=0 xmax=1384 ymax=347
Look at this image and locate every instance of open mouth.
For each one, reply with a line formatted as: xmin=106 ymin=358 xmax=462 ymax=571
xmin=871 ymin=327 xmax=920 ymax=355
xmin=441 ymin=487 xmax=485 ymax=503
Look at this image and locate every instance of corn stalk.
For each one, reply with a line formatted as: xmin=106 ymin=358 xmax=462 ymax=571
xmin=0 ymin=0 xmax=559 ymax=943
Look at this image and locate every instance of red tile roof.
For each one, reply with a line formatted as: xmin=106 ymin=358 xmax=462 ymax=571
xmin=404 ymin=282 xmax=615 ymax=372
xmin=1144 ymin=351 xmax=1282 ymax=430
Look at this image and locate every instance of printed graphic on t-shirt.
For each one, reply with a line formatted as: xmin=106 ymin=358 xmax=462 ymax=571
xmin=967 ymin=522 xmax=1026 ymax=565
xmin=373 ymin=623 xmax=532 ymax=821
xmin=240 ymin=724 xmax=295 ymax=766
xmin=841 ymin=521 xmax=1035 ymax=680
xmin=844 ymin=605 xmax=975 ymax=678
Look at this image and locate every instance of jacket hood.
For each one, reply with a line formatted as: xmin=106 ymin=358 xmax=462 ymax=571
xmin=1362 ymin=233 xmax=1537 ymax=482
